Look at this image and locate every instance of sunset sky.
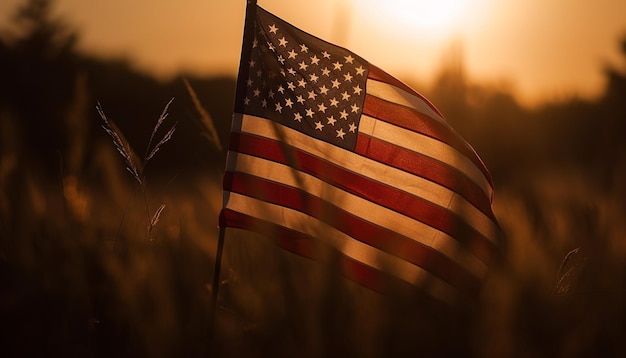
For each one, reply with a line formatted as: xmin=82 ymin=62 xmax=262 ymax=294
xmin=1 ymin=0 xmax=625 ymax=106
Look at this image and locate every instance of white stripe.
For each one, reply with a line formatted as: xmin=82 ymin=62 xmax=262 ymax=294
xmin=236 ymin=114 xmax=499 ymax=245
xmin=227 ymin=152 xmax=488 ymax=278
xmin=359 ymin=115 xmax=492 ymax=198
xmin=366 ymin=79 xmax=446 ymax=124
xmin=225 ymin=192 xmax=458 ymax=304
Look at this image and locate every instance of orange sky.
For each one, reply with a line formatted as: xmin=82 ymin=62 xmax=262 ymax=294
xmin=1 ymin=0 xmax=625 ymax=106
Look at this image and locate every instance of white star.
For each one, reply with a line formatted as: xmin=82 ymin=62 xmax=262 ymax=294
xmin=305 ymin=108 xmax=315 ymax=117
xmin=317 ymin=103 xmax=327 ymax=113
xmin=315 ymin=121 xmax=324 ymax=131
xmin=351 ymin=103 xmax=360 ymax=113
xmin=246 ymin=78 xmax=253 ymax=87
xmin=267 ymin=43 xmax=275 ymax=52
xmin=268 ymin=89 xmax=275 ymax=98
xmin=319 ymin=85 xmax=329 ymax=95
xmin=261 ymin=99 xmax=267 ymax=107
xmin=253 ymin=88 xmax=261 ymax=97
xmin=329 ymin=98 xmax=339 ymax=107
xmin=277 ymin=85 xmax=285 ymax=94
xmin=336 ymin=128 xmax=346 ymax=139
xmin=310 ymin=55 xmax=320 ymax=65
xmin=333 ymin=61 xmax=343 ymax=70
xmin=353 ymin=85 xmax=363 ymax=95
xmin=308 ymin=91 xmax=317 ymax=100
xmin=344 ymin=55 xmax=354 ymax=64
xmin=243 ymin=97 xmax=250 ymax=105
xmin=322 ymin=51 xmax=331 ymax=59
xmin=294 ymin=112 xmax=303 ymax=122
xmin=355 ymin=66 xmax=366 ymax=76
xmin=343 ymin=72 xmax=353 ymax=82
xmin=268 ymin=24 xmax=278 ymax=34
xmin=300 ymin=44 xmax=309 ymax=53
xmin=252 ymin=38 xmax=259 ymax=48
xmin=278 ymin=37 xmax=288 ymax=47
xmin=280 ymin=69 xmax=286 ymax=77
xmin=298 ymin=61 xmax=309 ymax=71
xmin=288 ymin=49 xmax=298 ymax=59
xmin=331 ymin=79 xmax=341 ymax=89
xmin=249 ymin=59 xmax=256 ymax=68
xmin=275 ymin=102 xmax=283 ymax=113
xmin=327 ymin=116 xmax=337 ymax=126
xmin=296 ymin=95 xmax=305 ymax=104
xmin=287 ymin=82 xmax=296 ymax=91
xmin=321 ymin=67 xmax=331 ymax=76
xmin=339 ymin=109 xmax=349 ymax=119
xmin=349 ymin=122 xmax=357 ymax=133
xmin=285 ymin=98 xmax=294 ymax=108
xmin=277 ymin=55 xmax=285 ymax=65
xmin=288 ymin=68 xmax=297 ymax=76
xmin=298 ymin=79 xmax=307 ymax=88
xmin=341 ymin=91 xmax=351 ymax=101
xmin=309 ymin=73 xmax=319 ymax=82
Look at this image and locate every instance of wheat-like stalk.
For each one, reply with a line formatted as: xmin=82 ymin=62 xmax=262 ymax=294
xmin=97 ymin=99 xmax=176 ymax=241
xmin=183 ymin=78 xmax=222 ymax=152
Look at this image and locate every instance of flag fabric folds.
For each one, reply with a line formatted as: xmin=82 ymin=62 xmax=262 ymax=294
xmin=220 ymin=4 xmax=501 ymax=303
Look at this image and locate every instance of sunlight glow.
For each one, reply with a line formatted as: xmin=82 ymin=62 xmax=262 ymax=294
xmin=370 ymin=0 xmax=471 ymax=33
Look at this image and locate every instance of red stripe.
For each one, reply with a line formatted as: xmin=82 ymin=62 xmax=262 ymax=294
xmin=367 ymin=64 xmax=443 ymax=118
xmin=225 ymin=135 xmax=498 ymax=263
xmin=224 ymin=171 xmax=483 ymax=293
xmin=221 ymin=209 xmax=415 ymax=293
xmin=355 ymin=134 xmax=495 ymax=222
xmin=362 ymin=94 xmax=493 ymax=186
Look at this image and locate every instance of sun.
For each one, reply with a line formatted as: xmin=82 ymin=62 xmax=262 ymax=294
xmin=367 ymin=0 xmax=471 ymax=35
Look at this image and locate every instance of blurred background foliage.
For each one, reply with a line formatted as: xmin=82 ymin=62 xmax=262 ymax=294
xmin=1 ymin=0 xmax=626 ymax=357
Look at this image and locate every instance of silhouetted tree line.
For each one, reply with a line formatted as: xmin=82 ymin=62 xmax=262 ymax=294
xmin=1 ymin=0 xmax=625 ymax=187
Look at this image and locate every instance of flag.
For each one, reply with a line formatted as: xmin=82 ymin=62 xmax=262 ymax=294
xmin=220 ymin=3 xmax=501 ymax=303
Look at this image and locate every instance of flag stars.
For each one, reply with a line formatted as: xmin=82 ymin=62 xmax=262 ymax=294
xmin=261 ymin=99 xmax=268 ymax=107
xmin=329 ymin=98 xmax=339 ymax=107
xmin=243 ymin=97 xmax=250 ymax=106
xmin=298 ymin=79 xmax=307 ymax=88
xmin=285 ymin=98 xmax=294 ymax=108
xmin=315 ymin=121 xmax=324 ymax=131
xmin=319 ymin=85 xmax=329 ymax=95
xmin=278 ymin=37 xmax=288 ymax=47
xmin=339 ymin=109 xmax=349 ymax=119
xmin=268 ymin=89 xmax=275 ymax=98
xmin=246 ymin=78 xmax=253 ymax=87
xmin=321 ymin=67 xmax=331 ymax=76
xmin=331 ymin=79 xmax=341 ymax=89
xmin=249 ymin=59 xmax=256 ymax=68
xmin=344 ymin=55 xmax=355 ymax=64
xmin=252 ymin=38 xmax=258 ymax=48
xmin=355 ymin=66 xmax=366 ymax=76
xmin=351 ymin=103 xmax=360 ymax=113
xmin=268 ymin=24 xmax=278 ymax=34
xmin=287 ymin=82 xmax=296 ymax=91
xmin=300 ymin=44 xmax=309 ymax=53
xmin=253 ymin=88 xmax=261 ymax=97
xmin=343 ymin=72 xmax=353 ymax=82
xmin=305 ymin=108 xmax=315 ymax=118
xmin=288 ymin=68 xmax=297 ymax=76
xmin=288 ymin=49 xmax=298 ymax=59
xmin=277 ymin=55 xmax=285 ymax=64
xmin=353 ymin=85 xmax=362 ymax=95
xmin=309 ymin=73 xmax=319 ymax=82
xmin=341 ymin=91 xmax=351 ymax=101
xmin=349 ymin=123 xmax=357 ymax=133
xmin=277 ymin=85 xmax=285 ymax=94
xmin=310 ymin=55 xmax=320 ymax=65
xmin=333 ymin=61 xmax=343 ymax=70
xmin=317 ymin=103 xmax=327 ymax=113
xmin=294 ymin=112 xmax=303 ymax=122
xmin=327 ymin=116 xmax=337 ymax=126
xmin=296 ymin=95 xmax=305 ymax=104
xmin=322 ymin=51 xmax=331 ymax=59
xmin=307 ymin=90 xmax=317 ymax=100
xmin=299 ymin=61 xmax=309 ymax=71
xmin=336 ymin=128 xmax=346 ymax=139
xmin=275 ymin=102 xmax=283 ymax=113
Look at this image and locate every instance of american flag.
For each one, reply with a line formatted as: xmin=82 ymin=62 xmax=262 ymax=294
xmin=220 ymin=4 xmax=501 ymax=303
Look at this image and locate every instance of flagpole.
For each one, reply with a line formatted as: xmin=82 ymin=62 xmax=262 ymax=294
xmin=209 ymin=0 xmax=257 ymax=347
